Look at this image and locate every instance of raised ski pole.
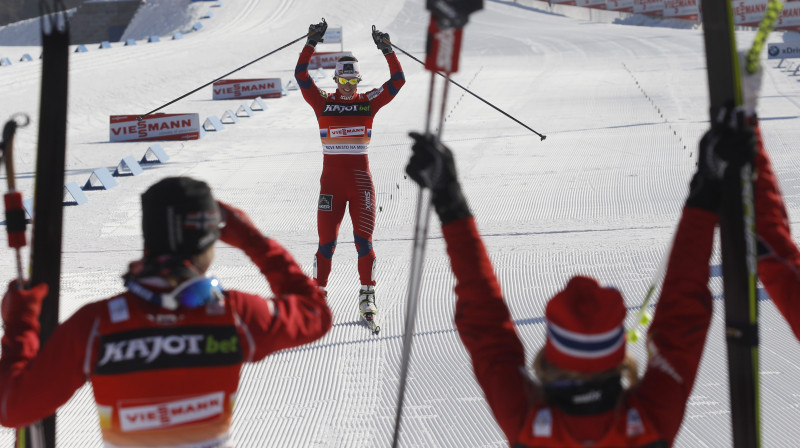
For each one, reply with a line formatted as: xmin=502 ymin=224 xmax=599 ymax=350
xmin=389 ymin=42 xmax=546 ymax=140
xmin=700 ymin=0 xmax=780 ymax=446
xmin=391 ymin=2 xmax=483 ymax=447
xmin=136 ymin=20 xmax=322 ymax=121
xmin=1 ymin=114 xmax=31 ymax=286
xmin=15 ymin=2 xmax=70 ymax=447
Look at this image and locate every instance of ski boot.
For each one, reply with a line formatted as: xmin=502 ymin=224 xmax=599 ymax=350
xmin=358 ymin=285 xmax=380 ymax=334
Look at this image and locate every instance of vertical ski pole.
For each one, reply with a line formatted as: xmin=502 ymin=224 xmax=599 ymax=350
xmin=700 ymin=0 xmax=780 ymax=446
xmin=1 ymin=115 xmax=30 ymax=286
xmin=15 ymin=2 xmax=70 ymax=447
xmin=391 ymin=2 xmax=483 ymax=446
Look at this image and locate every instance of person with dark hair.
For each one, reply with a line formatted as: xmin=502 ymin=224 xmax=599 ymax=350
xmin=294 ymin=21 xmax=405 ymax=329
xmin=0 ymin=176 xmax=332 ymax=447
xmin=403 ymin=112 xmax=796 ymax=446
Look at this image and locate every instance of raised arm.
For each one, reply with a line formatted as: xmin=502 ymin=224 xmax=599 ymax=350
xmin=217 ymin=202 xmax=332 ymax=361
xmin=752 ymin=123 xmax=800 ymax=339
xmin=635 ymin=115 xmax=755 ymax=440
xmin=294 ymin=21 xmax=329 ymax=114
xmin=406 ymin=132 xmax=530 ymax=443
xmin=366 ymin=29 xmax=405 ymax=114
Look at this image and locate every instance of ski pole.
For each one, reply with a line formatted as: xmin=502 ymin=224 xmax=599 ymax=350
xmin=390 ymin=42 xmax=546 ymax=141
xmin=627 ymin=233 xmax=674 ymax=343
xmin=1 ymin=114 xmax=30 ymax=287
xmin=136 ymin=25 xmax=320 ymax=121
xmin=391 ymin=4 xmax=482 ymax=445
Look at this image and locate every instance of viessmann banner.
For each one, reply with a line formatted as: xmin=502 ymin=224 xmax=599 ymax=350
xmin=110 ymin=113 xmax=201 ymax=142
xmin=212 ymin=78 xmax=283 ymax=100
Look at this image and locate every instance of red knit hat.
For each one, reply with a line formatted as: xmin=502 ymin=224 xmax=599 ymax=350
xmin=544 ymin=276 xmax=627 ymax=373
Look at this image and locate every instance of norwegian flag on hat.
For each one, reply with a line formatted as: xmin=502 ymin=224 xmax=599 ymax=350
xmin=544 ymin=276 xmax=627 ymax=373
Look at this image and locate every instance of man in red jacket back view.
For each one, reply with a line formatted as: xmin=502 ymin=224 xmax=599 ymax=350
xmin=295 ymin=20 xmax=405 ymax=329
xmin=0 ymin=176 xmax=332 ymax=447
xmin=404 ymin=109 xmax=800 ymax=446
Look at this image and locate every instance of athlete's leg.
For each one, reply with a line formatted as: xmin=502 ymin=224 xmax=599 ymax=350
xmin=350 ymin=167 xmax=377 ymax=287
xmin=315 ymin=165 xmax=347 ymax=287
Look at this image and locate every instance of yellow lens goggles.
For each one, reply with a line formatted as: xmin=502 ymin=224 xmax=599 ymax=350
xmin=336 ymin=76 xmax=360 ymax=85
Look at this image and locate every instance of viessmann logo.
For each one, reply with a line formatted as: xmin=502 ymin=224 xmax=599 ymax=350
xmin=330 ymin=126 xmax=366 ymax=138
xmin=119 ymin=391 xmax=224 ymax=431
xmin=95 ymin=326 xmax=242 ymax=374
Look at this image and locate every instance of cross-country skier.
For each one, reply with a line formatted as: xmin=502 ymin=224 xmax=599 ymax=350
xmin=403 ymin=116 xmax=762 ymax=446
xmin=294 ymin=20 xmax=405 ymax=327
xmin=0 ymin=177 xmax=332 ymax=447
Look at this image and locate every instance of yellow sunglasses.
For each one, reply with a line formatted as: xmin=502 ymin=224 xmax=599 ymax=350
xmin=336 ymin=76 xmax=360 ymax=85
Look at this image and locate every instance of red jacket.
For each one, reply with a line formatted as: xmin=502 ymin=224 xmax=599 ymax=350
xmin=0 ymin=225 xmax=332 ymax=446
xmin=294 ymin=45 xmax=405 ymax=155
xmin=444 ymin=208 xmax=717 ymax=447
xmin=753 ymin=127 xmax=800 ymax=339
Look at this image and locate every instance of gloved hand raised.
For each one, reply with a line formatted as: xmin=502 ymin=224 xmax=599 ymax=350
xmin=372 ymin=26 xmax=393 ymax=55
xmin=218 ymin=201 xmax=264 ymax=250
xmin=306 ymin=19 xmax=327 ymax=47
xmin=686 ymin=109 xmax=757 ymax=213
xmin=406 ymin=132 xmax=472 ymax=224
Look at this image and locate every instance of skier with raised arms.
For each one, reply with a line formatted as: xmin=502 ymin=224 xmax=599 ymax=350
xmin=295 ymin=20 xmax=405 ymax=330
xmin=0 ymin=177 xmax=332 ymax=447
xmin=403 ymin=109 xmax=800 ymax=446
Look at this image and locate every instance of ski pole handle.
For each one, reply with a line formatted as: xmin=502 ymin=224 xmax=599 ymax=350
xmin=5 ymin=192 xmax=26 ymax=249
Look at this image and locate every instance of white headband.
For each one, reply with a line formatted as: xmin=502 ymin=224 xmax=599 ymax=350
xmin=334 ymin=60 xmax=361 ymax=79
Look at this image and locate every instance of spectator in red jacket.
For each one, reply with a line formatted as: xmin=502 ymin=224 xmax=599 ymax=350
xmin=404 ymin=111 xmax=784 ymax=446
xmin=0 ymin=176 xmax=332 ymax=447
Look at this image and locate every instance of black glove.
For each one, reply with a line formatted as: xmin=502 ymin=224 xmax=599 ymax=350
xmin=686 ymin=109 xmax=757 ymax=212
xmin=307 ymin=20 xmax=327 ymax=47
xmin=406 ymin=132 xmax=472 ymax=224
xmin=372 ymin=27 xmax=393 ymax=55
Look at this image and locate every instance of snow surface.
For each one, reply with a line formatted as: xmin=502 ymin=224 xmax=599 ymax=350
xmin=1 ymin=0 xmax=800 ymax=446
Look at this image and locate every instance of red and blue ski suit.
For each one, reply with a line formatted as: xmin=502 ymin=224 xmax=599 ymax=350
xmin=442 ymin=125 xmax=800 ymax=447
xmin=295 ymin=44 xmax=405 ymax=288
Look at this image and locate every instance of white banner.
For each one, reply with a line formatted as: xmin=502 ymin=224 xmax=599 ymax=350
xmin=776 ymin=2 xmax=800 ymax=32
xmin=607 ymin=0 xmax=634 ymax=12
xmin=308 ymin=51 xmax=353 ymax=70
xmin=212 ymin=78 xmax=282 ymax=100
xmin=323 ymin=27 xmax=343 ymax=44
xmin=732 ymin=0 xmax=768 ymax=27
xmin=634 ymin=0 xmax=664 ymax=15
xmin=110 ymin=113 xmax=201 ymax=142
xmin=575 ymin=0 xmax=606 ymax=9
xmin=767 ymin=43 xmax=800 ymax=59
xmin=576 ymin=0 xmax=606 ymax=8
xmin=663 ymin=0 xmax=699 ymax=20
